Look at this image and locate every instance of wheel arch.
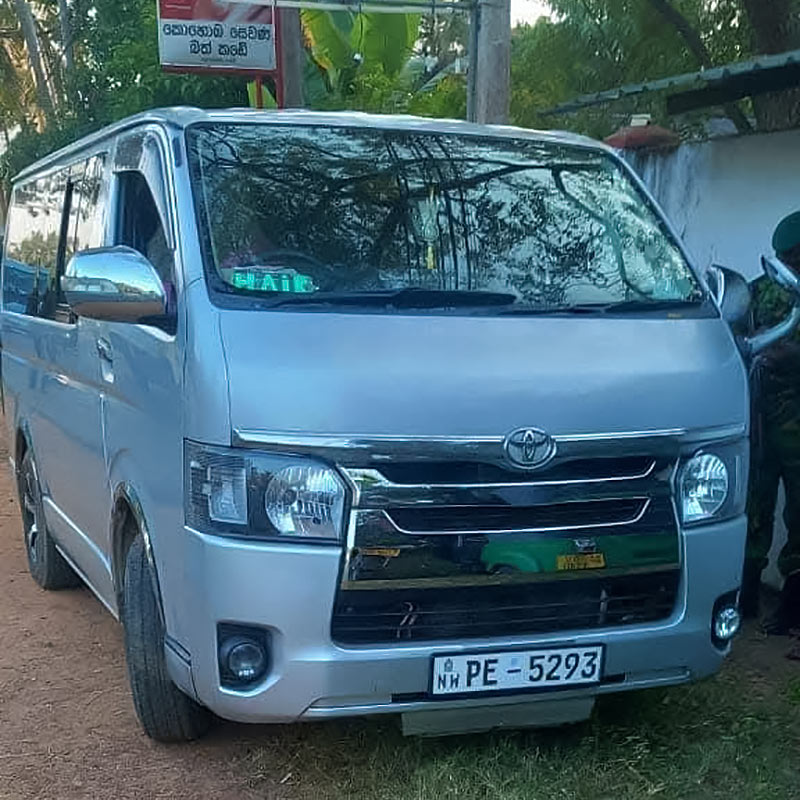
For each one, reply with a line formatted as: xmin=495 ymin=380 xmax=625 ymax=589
xmin=111 ymin=483 xmax=163 ymax=616
xmin=13 ymin=420 xmax=33 ymax=475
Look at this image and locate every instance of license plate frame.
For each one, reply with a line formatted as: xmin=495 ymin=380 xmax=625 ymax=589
xmin=556 ymin=553 xmax=607 ymax=571
xmin=429 ymin=644 xmax=605 ymax=700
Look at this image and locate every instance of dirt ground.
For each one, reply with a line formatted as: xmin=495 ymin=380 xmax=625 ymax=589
xmin=0 ymin=445 xmax=280 ymax=800
xmin=0 ymin=440 xmax=797 ymax=800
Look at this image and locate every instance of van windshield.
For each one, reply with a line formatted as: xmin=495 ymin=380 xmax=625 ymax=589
xmin=186 ymin=123 xmax=703 ymax=313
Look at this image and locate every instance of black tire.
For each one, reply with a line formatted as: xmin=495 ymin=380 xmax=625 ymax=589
xmin=121 ymin=533 xmax=212 ymax=742
xmin=17 ymin=450 xmax=81 ymax=590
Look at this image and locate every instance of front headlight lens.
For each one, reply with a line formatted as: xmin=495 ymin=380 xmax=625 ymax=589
xmin=265 ymin=465 xmax=346 ymax=538
xmin=185 ymin=441 xmax=347 ymax=541
xmin=680 ymin=453 xmax=729 ymax=524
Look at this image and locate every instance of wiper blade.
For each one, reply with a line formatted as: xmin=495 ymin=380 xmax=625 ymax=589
xmin=262 ymin=288 xmax=519 ymax=309
xmin=588 ymin=298 xmax=709 ymax=313
xmin=497 ymin=298 xmax=708 ymax=316
xmin=497 ymin=305 xmax=605 ymax=316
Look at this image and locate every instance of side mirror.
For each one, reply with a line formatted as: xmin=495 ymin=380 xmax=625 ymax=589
xmin=706 ymin=265 xmax=750 ymax=325
xmin=61 ymin=246 xmax=167 ymax=323
xmin=741 ymin=254 xmax=800 ymax=357
xmin=762 ymin=254 xmax=800 ymax=294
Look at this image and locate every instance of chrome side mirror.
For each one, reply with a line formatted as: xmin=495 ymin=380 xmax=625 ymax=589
xmin=706 ymin=265 xmax=750 ymax=325
xmin=743 ymin=254 xmax=800 ymax=356
xmin=762 ymin=254 xmax=800 ymax=295
xmin=61 ymin=246 xmax=166 ymax=323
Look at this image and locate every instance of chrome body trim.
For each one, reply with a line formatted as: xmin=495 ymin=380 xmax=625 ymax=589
xmin=370 ymin=498 xmax=651 ymax=537
xmin=346 ymin=460 xmax=658 ymax=509
xmin=350 ymin=480 xmax=665 ymax=514
xmin=747 ymin=255 xmax=800 ymax=356
xmin=62 ymin=246 xmax=167 ymax=323
xmin=337 ymin=562 xmax=681 ymax=592
xmin=232 ymin=424 xmax=746 ymax=465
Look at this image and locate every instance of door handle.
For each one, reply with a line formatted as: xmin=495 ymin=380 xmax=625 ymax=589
xmin=96 ymin=338 xmax=113 ymax=363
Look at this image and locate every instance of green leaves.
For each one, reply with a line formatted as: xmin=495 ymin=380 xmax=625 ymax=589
xmin=298 ymin=9 xmax=467 ymax=119
xmin=302 ymin=9 xmax=355 ymax=88
xmin=355 ymin=13 xmax=420 ymax=77
xmin=302 ymin=9 xmax=420 ymax=102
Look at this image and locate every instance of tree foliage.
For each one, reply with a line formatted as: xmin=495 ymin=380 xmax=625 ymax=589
xmin=511 ymin=0 xmax=800 ymax=137
xmin=1 ymin=2 xmax=466 ymax=186
xmin=2 ymin=0 xmax=800 ymax=193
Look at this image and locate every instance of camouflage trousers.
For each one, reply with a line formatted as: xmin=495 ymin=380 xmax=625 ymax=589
xmin=746 ymin=422 xmax=800 ymax=578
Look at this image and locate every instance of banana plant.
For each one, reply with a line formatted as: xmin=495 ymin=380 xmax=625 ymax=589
xmin=302 ymin=9 xmax=420 ymax=97
xmin=248 ymin=11 xmax=464 ymax=114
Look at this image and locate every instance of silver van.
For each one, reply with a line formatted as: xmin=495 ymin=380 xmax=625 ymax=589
xmin=2 ymin=108 xmax=796 ymax=741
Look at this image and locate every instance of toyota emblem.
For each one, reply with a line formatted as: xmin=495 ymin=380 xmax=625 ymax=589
xmin=504 ymin=427 xmax=557 ymax=470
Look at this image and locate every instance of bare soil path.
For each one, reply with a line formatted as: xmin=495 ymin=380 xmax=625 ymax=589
xmin=0 ymin=446 xmax=280 ymax=800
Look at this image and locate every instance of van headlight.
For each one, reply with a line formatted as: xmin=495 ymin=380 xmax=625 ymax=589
xmin=678 ymin=442 xmax=746 ymax=525
xmin=185 ymin=441 xmax=347 ymax=542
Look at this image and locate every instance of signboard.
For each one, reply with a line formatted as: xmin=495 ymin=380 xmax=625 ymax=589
xmin=157 ymin=0 xmax=276 ymax=73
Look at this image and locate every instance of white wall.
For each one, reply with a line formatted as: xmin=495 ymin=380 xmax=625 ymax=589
xmin=631 ymin=128 xmax=800 ymax=280
xmin=630 ymin=130 xmax=800 ymax=589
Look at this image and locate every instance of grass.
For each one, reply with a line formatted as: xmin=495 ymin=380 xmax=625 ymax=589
xmin=227 ymin=630 xmax=800 ymax=800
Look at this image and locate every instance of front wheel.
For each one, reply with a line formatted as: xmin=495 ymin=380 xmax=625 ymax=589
xmin=121 ymin=533 xmax=211 ymax=742
xmin=17 ymin=450 xmax=81 ymax=590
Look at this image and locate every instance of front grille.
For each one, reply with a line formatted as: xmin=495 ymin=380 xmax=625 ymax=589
xmin=375 ymin=456 xmax=656 ymax=485
xmin=332 ymin=570 xmax=680 ymax=644
xmin=387 ymin=497 xmax=647 ymax=534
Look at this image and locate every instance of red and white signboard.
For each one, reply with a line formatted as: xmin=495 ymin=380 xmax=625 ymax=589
xmin=157 ymin=0 xmax=276 ymax=73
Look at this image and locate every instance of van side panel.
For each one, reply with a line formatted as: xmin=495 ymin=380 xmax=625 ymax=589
xmin=19 ymin=314 xmax=114 ymax=603
xmin=2 ymin=164 xmax=114 ymax=604
xmin=103 ymin=322 xmax=184 ymax=627
xmin=102 ymin=125 xmax=189 ymax=640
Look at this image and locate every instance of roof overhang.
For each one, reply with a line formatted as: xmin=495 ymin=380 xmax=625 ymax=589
xmin=542 ymin=48 xmax=800 ymax=117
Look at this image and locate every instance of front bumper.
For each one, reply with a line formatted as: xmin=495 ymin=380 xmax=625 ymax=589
xmin=167 ymin=516 xmax=745 ymax=724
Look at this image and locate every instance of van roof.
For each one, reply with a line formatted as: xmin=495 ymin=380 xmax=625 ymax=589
xmin=15 ymin=107 xmax=609 ymax=183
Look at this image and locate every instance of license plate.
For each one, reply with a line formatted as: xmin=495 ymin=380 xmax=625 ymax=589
xmin=557 ymin=553 xmax=606 ymax=571
xmin=431 ymin=645 xmax=604 ymax=696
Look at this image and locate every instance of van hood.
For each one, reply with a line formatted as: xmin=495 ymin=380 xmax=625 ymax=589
xmin=219 ymin=311 xmax=747 ymax=440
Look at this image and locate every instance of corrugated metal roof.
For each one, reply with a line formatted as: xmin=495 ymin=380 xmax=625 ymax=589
xmin=542 ymin=47 xmax=800 ymax=116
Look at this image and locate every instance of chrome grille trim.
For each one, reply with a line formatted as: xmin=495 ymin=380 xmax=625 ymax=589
xmin=233 ymin=424 xmax=745 ymax=449
xmin=370 ymin=498 xmax=651 ymax=536
xmin=232 ymin=424 xmax=746 ymax=467
xmin=346 ymin=460 xmax=659 ymax=509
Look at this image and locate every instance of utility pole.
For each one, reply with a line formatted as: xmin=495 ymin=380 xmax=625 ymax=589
xmin=279 ymin=7 xmax=305 ymax=108
xmin=467 ymin=0 xmax=511 ymax=124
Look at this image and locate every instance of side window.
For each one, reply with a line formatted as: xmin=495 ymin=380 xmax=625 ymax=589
xmin=3 ymin=186 xmax=37 ymax=314
xmin=2 ymin=172 xmax=68 ymax=318
xmin=114 ymin=171 xmax=175 ymax=311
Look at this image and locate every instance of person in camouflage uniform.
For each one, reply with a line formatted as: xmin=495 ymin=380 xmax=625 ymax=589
xmin=741 ymin=211 xmax=800 ymax=634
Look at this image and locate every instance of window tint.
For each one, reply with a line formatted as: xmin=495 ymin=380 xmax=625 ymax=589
xmin=3 ymin=171 xmax=67 ymax=317
xmin=114 ymin=171 xmax=176 ymax=316
xmin=115 ymin=171 xmax=173 ymax=286
xmin=65 ymin=155 xmax=106 ymax=263
xmin=187 ymin=124 xmax=700 ymax=312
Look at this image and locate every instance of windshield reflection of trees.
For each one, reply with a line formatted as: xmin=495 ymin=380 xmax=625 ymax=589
xmin=189 ymin=126 xmax=697 ymax=307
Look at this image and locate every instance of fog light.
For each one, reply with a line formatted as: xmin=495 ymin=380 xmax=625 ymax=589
xmin=714 ymin=606 xmax=741 ymax=642
xmin=219 ymin=634 xmax=268 ymax=686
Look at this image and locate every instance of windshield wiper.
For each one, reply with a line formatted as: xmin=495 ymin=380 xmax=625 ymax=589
xmin=261 ymin=288 xmax=519 ymax=310
xmin=588 ymin=297 xmax=709 ymax=313
xmin=496 ymin=305 xmax=606 ymax=316
xmin=497 ymin=297 xmax=708 ymax=316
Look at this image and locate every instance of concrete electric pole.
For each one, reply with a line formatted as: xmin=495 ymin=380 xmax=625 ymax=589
xmin=279 ymin=8 xmax=306 ymax=108
xmin=467 ymin=0 xmax=511 ymax=124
